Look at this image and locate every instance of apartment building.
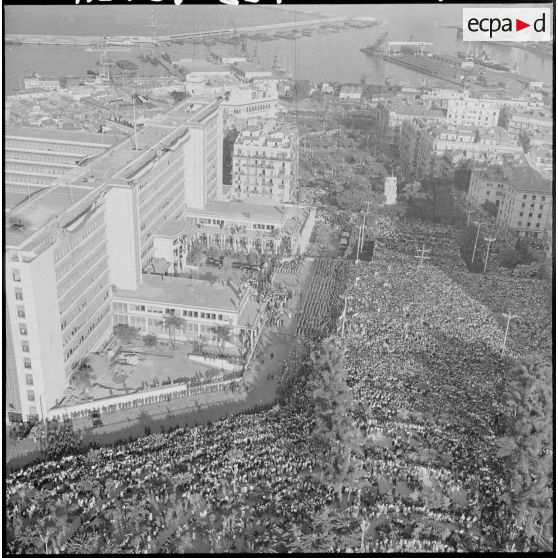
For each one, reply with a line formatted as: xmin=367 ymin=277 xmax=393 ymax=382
xmin=377 ymin=102 xmax=446 ymax=145
xmin=446 ymin=97 xmax=500 ymax=128
xmin=422 ymin=88 xmax=470 ymax=109
xmin=399 ymin=117 xmax=524 ymax=178
xmin=466 ymin=166 xmax=508 ymax=209
xmin=430 ymin=125 xmax=522 ymax=160
xmin=4 ymin=98 xmax=225 ymax=423
xmin=496 ymin=160 xmax=552 ymax=238
xmin=399 ymin=119 xmax=434 ymax=179
xmin=232 ymin=119 xmax=298 ymax=203
xmin=508 ymin=110 xmax=552 ymax=136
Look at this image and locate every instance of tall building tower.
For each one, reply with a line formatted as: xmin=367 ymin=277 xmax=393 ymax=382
xmin=4 ymin=98 xmax=224 ymax=423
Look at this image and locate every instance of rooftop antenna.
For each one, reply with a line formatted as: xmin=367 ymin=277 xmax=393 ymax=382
xmin=132 ymin=88 xmax=139 ymax=150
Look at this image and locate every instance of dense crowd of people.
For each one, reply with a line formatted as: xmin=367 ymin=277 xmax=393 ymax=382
xmin=6 ymin=218 xmax=551 ymax=553
xmin=296 ymin=258 xmax=349 ymax=339
xmin=256 ymin=285 xmax=291 ymax=327
xmin=274 ymin=258 xmax=304 ymax=275
xmin=340 ymin=247 xmax=539 ymax=551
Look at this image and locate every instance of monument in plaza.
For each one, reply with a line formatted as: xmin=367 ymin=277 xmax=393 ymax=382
xmin=384 ymin=176 xmax=397 ymax=205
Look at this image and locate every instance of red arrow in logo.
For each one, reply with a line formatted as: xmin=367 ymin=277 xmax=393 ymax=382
xmin=516 ymin=18 xmax=530 ymax=31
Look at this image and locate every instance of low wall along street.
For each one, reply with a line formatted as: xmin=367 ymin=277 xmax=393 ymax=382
xmin=45 ymin=377 xmax=240 ymax=421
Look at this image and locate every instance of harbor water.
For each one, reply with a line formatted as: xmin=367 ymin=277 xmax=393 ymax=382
xmin=4 ymin=4 xmax=553 ymax=94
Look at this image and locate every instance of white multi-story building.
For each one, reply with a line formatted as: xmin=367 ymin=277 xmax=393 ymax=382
xmin=339 ymin=85 xmax=362 ymax=101
xmin=232 ymin=119 xmax=298 ymax=203
xmin=4 ymin=98 xmax=225 ymax=423
xmin=112 ymin=273 xmax=263 ymax=350
xmin=466 ymin=166 xmax=508 ymax=210
xmin=184 ymin=200 xmax=316 ymax=256
xmin=446 ymin=97 xmax=500 ymax=128
xmin=222 ymin=80 xmax=278 ymax=123
xmin=232 ymin=62 xmax=274 ymax=82
xmin=23 ymin=76 xmax=61 ymax=91
xmin=430 ymin=125 xmax=522 ymax=160
xmin=496 ymin=159 xmax=552 ymax=238
xmin=6 ymin=185 xmax=113 ymax=422
xmin=183 ymin=98 xmax=224 ymax=209
xmin=508 ymin=110 xmax=552 ymax=136
xmin=466 ymin=156 xmax=552 ymax=238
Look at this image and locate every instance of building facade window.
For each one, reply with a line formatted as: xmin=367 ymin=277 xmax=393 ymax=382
xmin=27 ymin=390 xmax=35 ymax=402
xmin=24 ymin=358 xmax=32 ymax=369
xmin=19 ymin=324 xmax=28 ymax=336
xmin=21 ymin=341 xmax=30 ymax=352
xmin=17 ymin=306 xmax=26 ymax=318
xmin=25 ymin=374 xmax=34 ymax=386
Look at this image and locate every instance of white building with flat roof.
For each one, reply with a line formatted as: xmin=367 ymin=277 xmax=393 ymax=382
xmin=4 ymin=97 xmax=225 ymax=423
xmin=112 ymin=273 xmax=263 ymax=349
xmin=446 ymin=97 xmax=500 ymax=128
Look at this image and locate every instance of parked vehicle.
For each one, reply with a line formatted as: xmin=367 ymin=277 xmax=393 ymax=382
xmin=91 ymin=409 xmax=104 ymax=429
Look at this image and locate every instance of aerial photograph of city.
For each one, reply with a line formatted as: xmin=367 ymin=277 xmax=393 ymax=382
xmin=4 ymin=1 xmax=554 ymax=554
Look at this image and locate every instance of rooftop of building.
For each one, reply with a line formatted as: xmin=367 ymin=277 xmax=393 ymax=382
xmin=114 ymin=273 xmax=242 ymax=312
xmin=5 ymin=185 xmax=94 ymax=249
xmin=386 ymin=102 xmax=446 ymax=117
xmin=340 ymin=85 xmax=362 ymax=93
xmin=209 ymin=48 xmax=246 ymax=59
xmin=5 ymin=125 xmax=126 ymax=146
xmin=177 ymin=58 xmax=231 ymax=73
xmin=510 ymin=110 xmax=552 ymax=121
xmin=184 ymin=199 xmax=289 ymax=224
xmin=233 ymin=62 xmax=272 ymax=74
xmin=473 ymin=165 xmax=508 ymax=181
xmin=155 ymin=219 xmax=197 ymax=239
xmin=5 ymin=98 xmax=219 ymax=251
xmin=507 ymin=161 xmax=552 ymax=195
xmin=235 ymin=118 xmax=296 ymax=147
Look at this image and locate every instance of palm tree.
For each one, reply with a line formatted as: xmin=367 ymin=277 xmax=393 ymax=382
xmin=211 ymin=325 xmax=234 ymax=353
xmin=70 ymin=366 xmax=96 ymax=395
xmin=307 ymin=336 xmax=367 ymax=503
xmin=498 ymin=356 xmax=553 ymax=546
xmin=157 ymin=313 xmax=187 ymax=348
xmin=113 ymin=323 xmax=139 ymax=343
xmin=143 ymin=333 xmax=158 ymax=347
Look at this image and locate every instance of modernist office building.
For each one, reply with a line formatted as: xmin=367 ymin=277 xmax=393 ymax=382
xmin=5 ymin=126 xmax=125 ymax=201
xmin=5 ymin=98 xmax=227 ymax=423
